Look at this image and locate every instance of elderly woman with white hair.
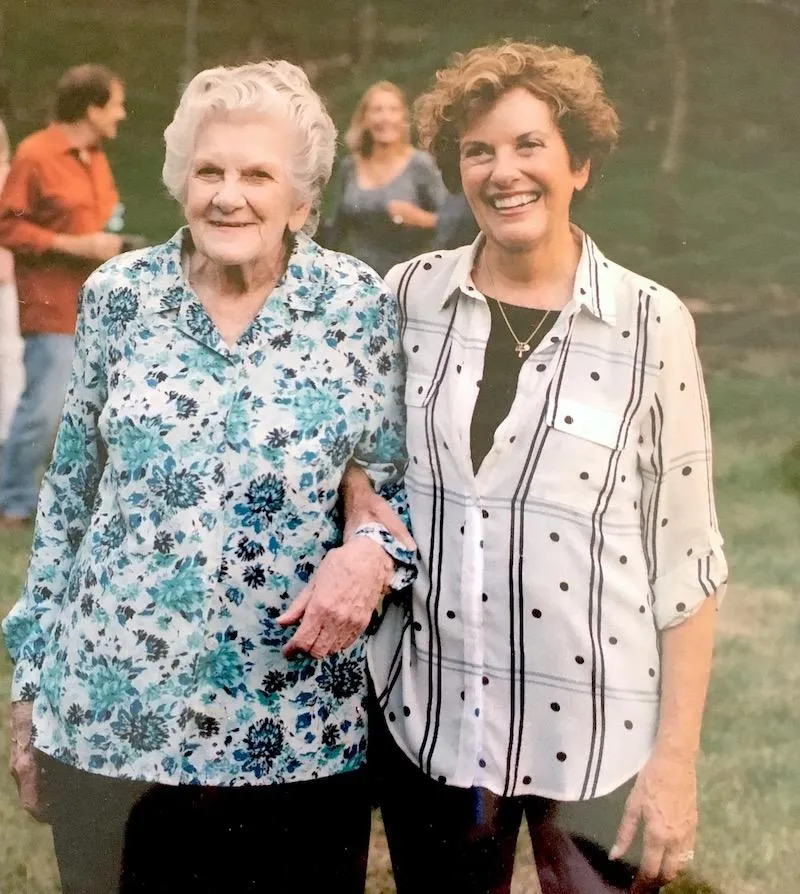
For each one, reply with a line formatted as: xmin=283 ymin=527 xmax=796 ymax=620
xmin=2 ymin=61 xmax=412 ymax=894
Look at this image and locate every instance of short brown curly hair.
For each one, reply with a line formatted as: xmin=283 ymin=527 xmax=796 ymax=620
xmin=414 ymin=41 xmax=620 ymax=193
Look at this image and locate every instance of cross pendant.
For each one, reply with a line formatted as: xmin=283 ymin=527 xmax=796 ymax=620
xmin=515 ymin=343 xmax=531 ymax=358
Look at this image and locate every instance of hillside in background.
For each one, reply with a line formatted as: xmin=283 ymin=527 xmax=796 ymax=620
xmin=1 ymin=0 xmax=797 ymax=292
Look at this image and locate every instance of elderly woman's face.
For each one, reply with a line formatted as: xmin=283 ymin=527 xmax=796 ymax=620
xmin=363 ymin=90 xmax=407 ymax=146
xmin=185 ymin=111 xmax=310 ymax=269
xmin=458 ymin=87 xmax=589 ymax=254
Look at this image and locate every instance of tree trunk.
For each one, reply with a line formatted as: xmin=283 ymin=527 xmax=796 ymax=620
xmin=655 ymin=0 xmax=689 ymax=250
xmin=180 ymin=0 xmax=200 ymax=93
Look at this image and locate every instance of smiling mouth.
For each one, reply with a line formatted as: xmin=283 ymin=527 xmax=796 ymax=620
xmin=209 ymin=221 xmax=253 ymax=228
xmin=488 ymin=192 xmax=542 ymax=210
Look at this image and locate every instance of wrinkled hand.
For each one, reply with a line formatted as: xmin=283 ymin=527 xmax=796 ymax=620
xmin=277 ymin=538 xmax=394 ymax=659
xmin=610 ymin=753 xmax=697 ymax=892
xmin=386 ymin=199 xmax=428 ymax=228
xmin=341 ymin=473 xmax=415 ymax=551
xmin=9 ymin=701 xmax=47 ymax=822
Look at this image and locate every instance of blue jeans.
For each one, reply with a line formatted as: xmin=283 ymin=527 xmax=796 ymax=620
xmin=0 ymin=333 xmax=74 ymax=517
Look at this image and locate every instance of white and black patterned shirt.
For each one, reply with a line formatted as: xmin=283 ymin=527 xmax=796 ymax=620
xmin=368 ymin=231 xmax=727 ymax=801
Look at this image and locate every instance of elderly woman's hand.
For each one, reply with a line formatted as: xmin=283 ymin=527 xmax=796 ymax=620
xmin=9 ymin=701 xmax=47 ymax=822
xmin=341 ymin=464 xmax=415 ymax=549
xmin=277 ymin=538 xmax=394 ymax=659
xmin=610 ymin=751 xmax=698 ymax=892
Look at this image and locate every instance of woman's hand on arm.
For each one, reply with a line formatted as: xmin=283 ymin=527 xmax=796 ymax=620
xmin=386 ymin=199 xmax=437 ymax=231
xmin=340 ymin=462 xmax=415 ymax=549
xmin=9 ymin=701 xmax=46 ymax=822
xmin=277 ymin=537 xmax=394 ymax=659
xmin=611 ymin=594 xmax=718 ymax=891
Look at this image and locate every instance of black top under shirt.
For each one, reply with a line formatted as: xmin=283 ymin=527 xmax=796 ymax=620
xmin=470 ymin=298 xmax=556 ymax=475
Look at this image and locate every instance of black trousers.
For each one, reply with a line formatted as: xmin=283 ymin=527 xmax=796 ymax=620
xmin=370 ymin=707 xmax=658 ymax=894
xmin=38 ymin=751 xmax=371 ymax=894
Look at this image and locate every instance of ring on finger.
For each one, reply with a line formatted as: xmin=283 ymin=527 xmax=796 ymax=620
xmin=676 ymin=849 xmax=695 ymax=864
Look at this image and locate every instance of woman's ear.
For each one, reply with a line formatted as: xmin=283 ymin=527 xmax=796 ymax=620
xmin=573 ymin=158 xmax=591 ymax=192
xmin=287 ymin=201 xmax=312 ymax=235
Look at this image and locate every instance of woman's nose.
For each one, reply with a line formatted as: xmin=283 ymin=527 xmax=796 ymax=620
xmin=212 ymin=176 xmax=246 ymax=211
xmin=489 ymin=149 xmax=521 ymax=186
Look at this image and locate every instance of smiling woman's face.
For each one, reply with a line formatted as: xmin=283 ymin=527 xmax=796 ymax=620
xmin=363 ymin=89 xmax=407 ymax=148
xmin=184 ymin=111 xmax=310 ymax=270
xmin=458 ymin=87 xmax=589 ymax=254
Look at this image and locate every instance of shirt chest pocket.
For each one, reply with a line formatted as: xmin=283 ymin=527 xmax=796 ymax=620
xmin=405 ymin=373 xmax=436 ymax=409
xmin=529 ymin=399 xmax=627 ymax=515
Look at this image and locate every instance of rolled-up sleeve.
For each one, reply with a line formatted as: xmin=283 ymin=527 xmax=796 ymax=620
xmin=638 ymin=300 xmax=728 ymax=631
xmin=2 ymin=277 xmax=108 ymax=699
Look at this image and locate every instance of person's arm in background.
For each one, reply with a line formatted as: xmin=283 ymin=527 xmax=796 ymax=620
xmin=611 ymin=298 xmax=728 ymax=892
xmin=0 ymin=150 xmax=121 ymax=263
xmin=3 ymin=273 xmax=110 ymax=819
xmin=386 ymin=151 xmax=445 ymax=231
xmin=279 ymin=268 xmax=415 ymax=658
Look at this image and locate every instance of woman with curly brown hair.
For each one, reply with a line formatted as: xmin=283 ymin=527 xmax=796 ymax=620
xmin=344 ymin=40 xmax=727 ymax=894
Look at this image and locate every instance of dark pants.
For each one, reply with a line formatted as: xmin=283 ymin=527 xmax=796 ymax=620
xmin=38 ymin=751 xmax=371 ymax=894
xmin=370 ymin=709 xmax=658 ymax=894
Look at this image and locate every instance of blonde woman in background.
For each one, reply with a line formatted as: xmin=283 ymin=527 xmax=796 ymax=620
xmin=321 ymin=80 xmax=447 ymax=275
xmin=0 ymin=118 xmax=23 ymax=445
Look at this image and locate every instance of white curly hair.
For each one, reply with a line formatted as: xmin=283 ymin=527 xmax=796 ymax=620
xmin=163 ymin=60 xmax=337 ymax=235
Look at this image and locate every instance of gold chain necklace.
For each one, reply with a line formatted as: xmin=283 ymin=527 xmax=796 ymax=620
xmin=481 ymin=255 xmax=554 ymax=358
xmin=493 ymin=300 xmax=552 ymax=358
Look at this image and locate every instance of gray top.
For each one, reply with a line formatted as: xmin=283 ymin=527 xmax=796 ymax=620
xmin=322 ymin=149 xmax=448 ymax=276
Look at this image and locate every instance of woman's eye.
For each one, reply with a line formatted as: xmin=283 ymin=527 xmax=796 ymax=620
xmin=519 ymin=140 xmax=542 ymax=152
xmin=462 ymin=145 xmax=490 ymax=159
xmin=196 ymin=166 xmax=221 ymax=178
xmin=247 ymin=170 xmax=273 ymax=181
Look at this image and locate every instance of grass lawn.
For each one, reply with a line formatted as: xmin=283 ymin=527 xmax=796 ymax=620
xmin=1 ymin=294 xmax=799 ymax=892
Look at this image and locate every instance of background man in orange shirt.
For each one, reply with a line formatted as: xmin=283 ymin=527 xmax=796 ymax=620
xmin=0 ymin=64 xmax=126 ymax=528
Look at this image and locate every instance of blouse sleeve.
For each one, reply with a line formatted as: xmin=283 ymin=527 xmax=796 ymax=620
xmin=2 ymin=276 xmax=108 ymax=700
xmin=638 ymin=300 xmax=728 ymax=631
xmin=348 ymin=271 xmax=415 ymax=583
xmin=415 ymin=152 xmax=448 ymax=213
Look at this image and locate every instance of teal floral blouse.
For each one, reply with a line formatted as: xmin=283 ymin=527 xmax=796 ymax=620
xmin=2 ymin=229 xmax=411 ymax=786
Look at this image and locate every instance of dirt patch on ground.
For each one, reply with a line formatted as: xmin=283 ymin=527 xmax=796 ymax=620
xmin=715 ymin=584 xmax=792 ymax=641
xmin=686 ymin=286 xmax=800 ymax=376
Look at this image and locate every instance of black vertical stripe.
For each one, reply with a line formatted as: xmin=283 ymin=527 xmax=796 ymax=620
xmin=503 ymin=325 xmax=575 ymax=795
xmin=686 ymin=320 xmax=716 ymax=530
xmin=395 ymin=258 xmax=423 ymax=345
xmin=417 ymin=300 xmax=460 ymax=774
xmin=581 ymin=292 xmax=651 ymax=799
xmin=375 ymin=614 xmax=413 ymax=707
xmin=585 ymin=235 xmax=601 ymax=318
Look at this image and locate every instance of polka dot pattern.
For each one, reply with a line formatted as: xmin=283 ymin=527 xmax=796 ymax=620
xmin=375 ymin=232 xmax=724 ymax=800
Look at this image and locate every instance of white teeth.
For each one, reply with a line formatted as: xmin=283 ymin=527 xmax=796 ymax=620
xmin=491 ymin=193 xmax=540 ymax=210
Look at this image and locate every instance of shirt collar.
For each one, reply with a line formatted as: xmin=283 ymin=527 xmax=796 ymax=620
xmin=439 ymin=235 xmax=484 ymax=310
xmin=43 ymin=122 xmax=101 ymax=157
xmin=439 ymin=229 xmax=617 ymax=326
xmin=142 ymin=227 xmax=326 ymax=315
